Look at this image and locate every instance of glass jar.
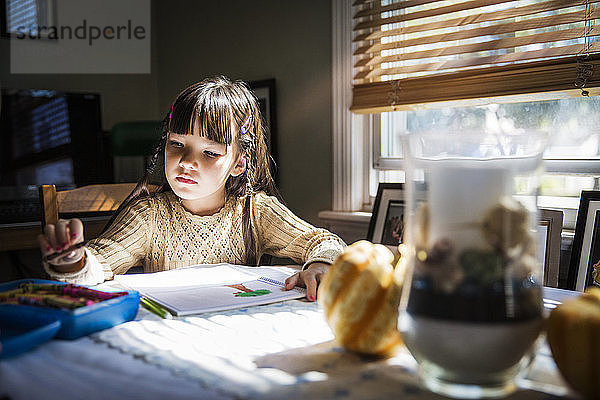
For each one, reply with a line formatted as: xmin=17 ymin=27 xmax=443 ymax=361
xmin=399 ymin=132 xmax=547 ymax=398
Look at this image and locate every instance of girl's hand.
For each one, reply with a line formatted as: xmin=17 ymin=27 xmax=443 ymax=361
xmin=284 ymin=262 xmax=330 ymax=302
xmin=37 ymin=218 xmax=85 ymax=272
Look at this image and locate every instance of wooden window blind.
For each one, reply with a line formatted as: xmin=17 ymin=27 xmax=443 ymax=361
xmin=351 ymin=0 xmax=600 ymax=113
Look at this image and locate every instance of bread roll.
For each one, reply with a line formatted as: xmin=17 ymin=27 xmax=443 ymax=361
xmin=318 ymin=240 xmax=405 ymax=356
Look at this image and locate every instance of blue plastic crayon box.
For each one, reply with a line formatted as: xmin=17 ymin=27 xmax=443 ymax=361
xmin=0 ymin=279 xmax=139 ymax=358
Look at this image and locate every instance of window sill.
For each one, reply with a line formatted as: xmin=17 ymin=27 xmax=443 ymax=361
xmin=318 ymin=211 xmax=371 ymax=244
xmin=319 ymin=202 xmax=576 ymax=229
xmin=318 ymin=210 xmax=371 ymax=224
xmin=319 ymin=207 xmax=576 ymax=245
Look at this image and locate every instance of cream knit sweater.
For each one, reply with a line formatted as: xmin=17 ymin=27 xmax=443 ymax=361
xmin=45 ymin=191 xmax=346 ymax=285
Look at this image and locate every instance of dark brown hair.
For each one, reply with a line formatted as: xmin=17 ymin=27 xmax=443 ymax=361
xmin=105 ymin=76 xmax=278 ymax=264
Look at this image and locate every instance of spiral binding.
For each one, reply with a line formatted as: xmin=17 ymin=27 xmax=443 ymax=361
xmin=258 ymin=277 xmax=306 ymax=293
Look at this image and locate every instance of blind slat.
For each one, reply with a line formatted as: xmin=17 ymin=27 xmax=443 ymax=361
xmin=351 ymin=0 xmax=600 ymax=111
xmin=351 ymin=56 xmax=600 ymax=113
xmin=354 ymin=0 xmax=599 ymax=42
xmin=354 ymin=0 xmax=452 ymax=19
xmin=354 ymin=27 xmax=597 ymax=69
xmin=354 ymin=41 xmax=600 ymax=82
xmin=354 ymin=0 xmax=589 ymax=32
xmin=353 ymin=0 xmax=443 ymax=6
xmin=355 ymin=9 xmax=598 ymax=56
xmin=354 ymin=0 xmax=517 ymax=31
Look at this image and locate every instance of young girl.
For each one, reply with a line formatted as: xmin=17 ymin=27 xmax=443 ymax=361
xmin=38 ymin=76 xmax=345 ymax=301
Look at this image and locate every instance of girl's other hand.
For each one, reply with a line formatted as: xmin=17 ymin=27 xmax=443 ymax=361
xmin=37 ymin=218 xmax=85 ymax=271
xmin=284 ymin=262 xmax=329 ymax=302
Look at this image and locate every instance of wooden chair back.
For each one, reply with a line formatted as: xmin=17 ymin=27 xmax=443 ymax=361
xmin=39 ymin=183 xmax=139 ymax=229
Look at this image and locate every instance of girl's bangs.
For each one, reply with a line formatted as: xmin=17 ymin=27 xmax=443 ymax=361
xmin=169 ymin=87 xmax=234 ymax=146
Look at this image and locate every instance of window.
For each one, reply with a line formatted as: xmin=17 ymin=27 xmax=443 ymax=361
xmin=2 ymin=0 xmax=55 ymax=38
xmin=376 ymin=98 xmax=600 ymax=228
xmin=331 ymin=0 xmax=600 ymax=230
xmin=5 ymin=0 xmax=38 ymax=34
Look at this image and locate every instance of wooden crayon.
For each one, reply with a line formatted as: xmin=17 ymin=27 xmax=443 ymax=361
xmin=0 ymin=287 xmax=26 ymax=298
xmin=16 ymin=296 xmax=46 ymax=307
xmin=60 ymin=284 xmax=128 ymax=300
xmin=18 ymin=282 xmax=127 ymax=300
xmin=43 ymin=295 xmax=86 ymax=309
xmin=3 ymin=293 xmax=93 ymax=309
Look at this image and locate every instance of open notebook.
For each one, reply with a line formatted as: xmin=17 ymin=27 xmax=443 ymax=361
xmin=113 ymin=264 xmax=305 ymax=316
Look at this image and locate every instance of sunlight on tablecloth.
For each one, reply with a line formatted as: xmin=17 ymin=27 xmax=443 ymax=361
xmin=91 ymin=299 xmax=573 ymax=400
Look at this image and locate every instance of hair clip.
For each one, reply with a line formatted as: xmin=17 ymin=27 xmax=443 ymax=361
xmin=168 ymin=104 xmax=173 ymax=121
xmin=241 ymin=115 xmax=253 ymax=135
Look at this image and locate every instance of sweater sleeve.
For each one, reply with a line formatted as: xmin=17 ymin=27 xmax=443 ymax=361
xmin=252 ymin=192 xmax=346 ymax=268
xmin=44 ymin=197 xmax=154 ymax=284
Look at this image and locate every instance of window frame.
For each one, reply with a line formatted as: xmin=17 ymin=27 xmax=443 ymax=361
xmin=332 ymin=0 xmax=600 ymax=230
xmin=332 ymin=0 xmax=368 ymax=213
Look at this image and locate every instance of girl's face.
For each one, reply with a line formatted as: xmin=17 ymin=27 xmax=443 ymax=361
xmin=165 ymin=127 xmax=246 ymax=215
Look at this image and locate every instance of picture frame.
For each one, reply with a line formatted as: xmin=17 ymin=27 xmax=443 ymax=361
xmin=568 ymin=191 xmax=600 ymax=291
xmin=367 ymin=183 xmax=405 ymax=252
xmin=538 ymin=208 xmax=563 ymax=288
xmin=248 ymin=79 xmax=278 ymax=184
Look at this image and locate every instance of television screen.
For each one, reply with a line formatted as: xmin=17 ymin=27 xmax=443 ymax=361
xmin=13 ymin=158 xmax=74 ymax=186
xmin=0 ymin=88 xmax=108 ymax=186
xmin=8 ymin=90 xmax=71 ymax=159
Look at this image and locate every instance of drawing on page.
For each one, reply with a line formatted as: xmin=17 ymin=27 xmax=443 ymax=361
xmin=226 ymin=283 xmax=272 ymax=297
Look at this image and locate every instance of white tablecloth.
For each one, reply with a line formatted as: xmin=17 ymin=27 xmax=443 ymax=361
xmin=0 ymin=335 xmax=225 ymax=400
xmin=0 ymin=289 xmax=579 ymax=400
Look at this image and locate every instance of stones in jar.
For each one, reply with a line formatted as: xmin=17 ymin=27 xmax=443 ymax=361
xmin=407 ymin=198 xmax=542 ymax=323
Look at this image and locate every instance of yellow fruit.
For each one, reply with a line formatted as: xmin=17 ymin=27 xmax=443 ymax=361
xmin=546 ymin=287 xmax=600 ymax=399
xmin=318 ymin=240 xmax=405 ymax=356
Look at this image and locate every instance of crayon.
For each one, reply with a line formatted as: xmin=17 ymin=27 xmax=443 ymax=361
xmin=16 ymin=296 xmax=49 ymax=308
xmin=140 ymin=297 xmax=173 ymax=319
xmin=2 ymin=282 xmax=126 ymax=310
xmin=0 ymin=293 xmax=43 ymax=303
xmin=44 ymin=295 xmax=88 ymax=309
xmin=15 ymin=295 xmax=73 ymax=310
xmin=19 ymin=283 xmax=127 ymax=300
xmin=5 ymin=293 xmax=94 ymax=309
xmin=0 ymin=287 xmax=26 ymax=298
xmin=61 ymin=285 xmax=128 ymax=300
xmin=43 ymin=240 xmax=89 ymax=263
xmin=27 ymin=293 xmax=87 ymax=307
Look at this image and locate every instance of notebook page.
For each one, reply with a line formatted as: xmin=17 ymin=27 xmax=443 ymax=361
xmin=114 ymin=264 xmax=305 ymax=316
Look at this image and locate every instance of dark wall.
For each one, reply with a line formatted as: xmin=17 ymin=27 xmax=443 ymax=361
xmin=155 ymin=0 xmax=333 ymax=224
xmin=0 ymin=1 xmax=334 ymax=282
